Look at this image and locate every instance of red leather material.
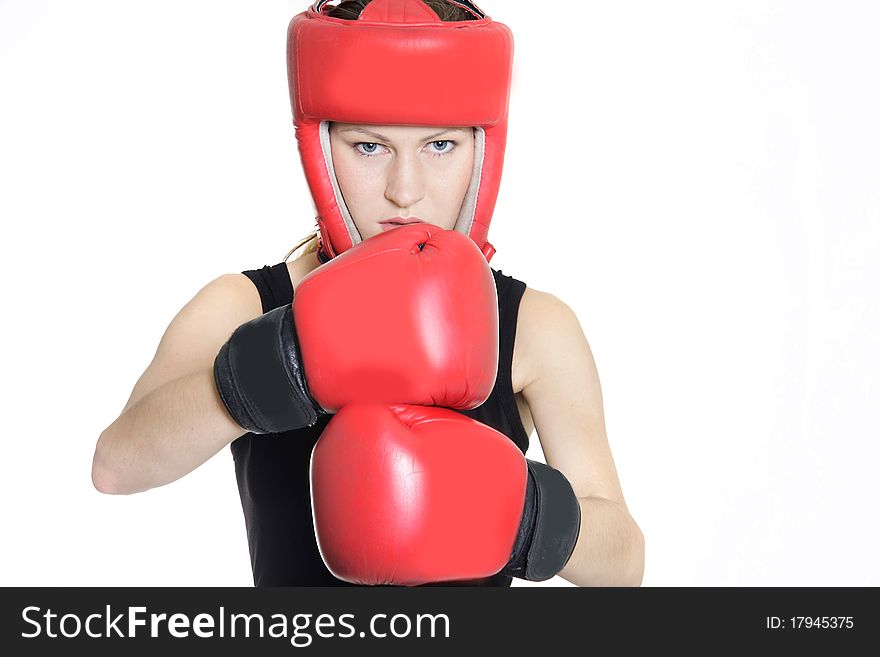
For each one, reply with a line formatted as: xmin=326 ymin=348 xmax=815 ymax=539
xmin=311 ymin=402 xmax=527 ymax=586
xmin=293 ymin=223 xmax=499 ymax=412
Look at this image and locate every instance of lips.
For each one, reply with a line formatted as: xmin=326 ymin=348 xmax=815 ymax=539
xmin=379 ymin=217 xmax=423 ymax=226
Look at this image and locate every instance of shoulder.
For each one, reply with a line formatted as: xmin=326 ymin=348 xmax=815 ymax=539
xmin=160 ymin=272 xmax=264 ymax=355
xmin=200 ymin=272 xmax=264 ymax=320
xmin=515 ymin=285 xmax=584 ymax=390
xmin=117 ymin=272 xmax=262 ymax=415
xmin=519 ymin=285 xmax=578 ymax=326
xmin=210 ymin=250 xmax=318 ymax=314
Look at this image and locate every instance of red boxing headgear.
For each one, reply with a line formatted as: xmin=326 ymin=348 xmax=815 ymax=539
xmin=287 ymin=0 xmax=514 ymax=262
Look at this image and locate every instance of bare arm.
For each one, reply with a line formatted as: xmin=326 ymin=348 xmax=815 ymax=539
xmin=558 ymin=496 xmax=644 ymax=587
xmin=92 ymin=273 xmax=263 ymax=495
xmin=518 ymin=288 xmax=645 ymax=586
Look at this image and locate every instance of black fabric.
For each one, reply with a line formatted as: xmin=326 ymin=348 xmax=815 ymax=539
xmin=230 ymin=261 xmax=531 ymax=586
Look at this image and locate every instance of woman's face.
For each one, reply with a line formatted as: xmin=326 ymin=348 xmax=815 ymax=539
xmin=328 ymin=122 xmax=475 ymax=240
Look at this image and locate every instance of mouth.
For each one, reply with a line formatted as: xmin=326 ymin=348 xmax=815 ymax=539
xmin=379 ymin=217 xmax=423 ymax=226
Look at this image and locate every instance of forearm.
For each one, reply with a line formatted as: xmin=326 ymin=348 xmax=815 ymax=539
xmin=92 ymin=368 xmax=245 ymax=495
xmin=557 ymin=496 xmax=645 ymax=587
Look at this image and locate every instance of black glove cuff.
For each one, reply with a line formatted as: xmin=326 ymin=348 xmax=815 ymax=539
xmin=501 ymin=460 xmax=581 ymax=581
xmin=213 ymin=304 xmax=325 ymax=434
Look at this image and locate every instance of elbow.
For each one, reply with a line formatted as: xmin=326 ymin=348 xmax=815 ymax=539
xmin=628 ymin=523 xmax=646 ymax=587
xmin=91 ymin=465 xmax=117 ymax=495
xmin=91 ymin=431 xmax=123 ymax=495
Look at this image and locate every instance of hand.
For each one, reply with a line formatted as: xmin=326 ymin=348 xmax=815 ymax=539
xmin=213 ymin=224 xmax=499 ymax=434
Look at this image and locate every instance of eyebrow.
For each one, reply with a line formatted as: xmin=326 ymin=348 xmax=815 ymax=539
xmin=337 ymin=127 xmax=468 ymax=141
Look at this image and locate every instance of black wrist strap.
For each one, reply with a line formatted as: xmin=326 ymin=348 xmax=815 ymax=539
xmin=213 ymin=304 xmax=324 ymax=434
xmin=501 ymin=460 xmax=582 ymax=581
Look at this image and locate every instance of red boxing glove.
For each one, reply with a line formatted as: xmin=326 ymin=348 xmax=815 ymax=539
xmin=214 ymin=224 xmax=499 ymax=434
xmin=311 ymin=403 xmax=581 ymax=586
xmin=295 ymin=223 xmax=499 ymax=412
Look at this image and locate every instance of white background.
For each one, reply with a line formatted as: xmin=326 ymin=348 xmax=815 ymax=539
xmin=1 ymin=0 xmax=877 ymax=587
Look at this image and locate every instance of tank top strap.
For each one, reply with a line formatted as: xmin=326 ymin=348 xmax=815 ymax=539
xmin=491 ymin=268 xmax=529 ymax=453
xmin=492 ymin=268 xmax=526 ymax=383
xmin=242 ymin=263 xmax=294 ymax=314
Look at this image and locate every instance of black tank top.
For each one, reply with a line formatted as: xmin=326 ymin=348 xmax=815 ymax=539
xmin=230 ymin=261 xmax=530 ymax=586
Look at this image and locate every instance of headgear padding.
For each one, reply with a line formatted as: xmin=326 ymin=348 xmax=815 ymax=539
xmin=287 ymin=0 xmax=514 ymax=262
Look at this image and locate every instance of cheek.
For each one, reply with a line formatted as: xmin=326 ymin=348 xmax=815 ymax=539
xmin=451 ymin=156 xmax=475 ymax=197
xmin=457 ymin=145 xmax=475 ymax=182
xmin=434 ymin=159 xmax=475 ymax=226
xmin=332 ymin=150 xmax=356 ymax=188
xmin=335 ymin=156 xmax=377 ymax=199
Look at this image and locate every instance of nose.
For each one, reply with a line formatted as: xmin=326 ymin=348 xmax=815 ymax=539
xmin=384 ymin=152 xmax=426 ymax=209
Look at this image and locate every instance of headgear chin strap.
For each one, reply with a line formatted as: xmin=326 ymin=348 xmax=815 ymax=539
xmin=287 ymin=0 xmax=513 ymax=263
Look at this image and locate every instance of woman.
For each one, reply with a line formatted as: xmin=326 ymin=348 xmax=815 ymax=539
xmin=92 ymin=0 xmax=644 ymax=587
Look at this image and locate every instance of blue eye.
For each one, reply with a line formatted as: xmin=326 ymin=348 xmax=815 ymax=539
xmin=355 ymin=142 xmax=382 ymax=156
xmin=353 ymin=141 xmax=456 ymax=158
xmin=429 ymin=140 xmax=455 ymax=156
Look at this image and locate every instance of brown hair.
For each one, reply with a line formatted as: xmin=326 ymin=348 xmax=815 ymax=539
xmin=284 ymin=0 xmax=479 ymax=262
xmin=327 ymin=0 xmax=478 ymax=21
